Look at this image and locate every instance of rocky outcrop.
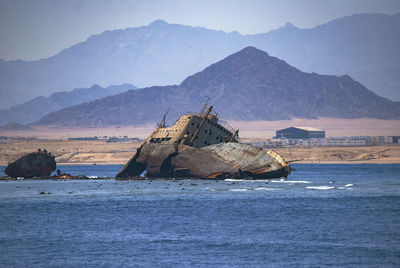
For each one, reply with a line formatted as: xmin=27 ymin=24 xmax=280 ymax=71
xmin=5 ymin=149 xmax=56 ymax=178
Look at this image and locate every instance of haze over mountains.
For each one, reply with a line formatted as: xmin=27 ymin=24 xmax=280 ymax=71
xmin=0 ymin=13 xmax=399 ymax=109
xmin=0 ymin=84 xmax=135 ymax=125
xmin=35 ymin=47 xmax=400 ymax=127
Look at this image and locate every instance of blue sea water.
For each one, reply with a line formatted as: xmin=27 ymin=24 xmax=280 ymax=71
xmin=0 ymin=164 xmax=399 ymax=267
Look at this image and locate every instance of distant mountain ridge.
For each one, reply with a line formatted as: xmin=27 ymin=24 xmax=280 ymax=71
xmin=35 ymin=47 xmax=400 ymax=126
xmin=0 ymin=84 xmax=136 ymax=125
xmin=0 ymin=122 xmax=34 ymax=131
xmin=1 ymin=13 xmax=399 ymax=109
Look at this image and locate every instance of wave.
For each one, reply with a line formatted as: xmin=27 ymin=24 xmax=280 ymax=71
xmin=255 ymin=187 xmax=278 ymax=191
xmin=229 ymin=188 xmax=248 ymax=192
xmin=224 ymin=179 xmax=269 ymax=182
xmin=270 ymin=180 xmax=311 ymax=184
xmin=306 ymin=186 xmax=335 ymax=190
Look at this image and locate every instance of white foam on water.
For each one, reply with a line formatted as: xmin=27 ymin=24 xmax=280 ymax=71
xmin=306 ymin=186 xmax=335 ymax=190
xmin=224 ymin=179 xmax=270 ymax=183
xmin=345 ymin=184 xmax=354 ymax=187
xmin=270 ymin=180 xmax=311 ymax=184
xmin=255 ymin=187 xmax=277 ymax=191
xmin=229 ymin=188 xmax=248 ymax=192
xmin=88 ymin=176 xmax=98 ymax=179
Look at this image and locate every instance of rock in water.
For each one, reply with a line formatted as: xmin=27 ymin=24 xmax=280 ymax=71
xmin=5 ymin=150 xmax=56 ymax=178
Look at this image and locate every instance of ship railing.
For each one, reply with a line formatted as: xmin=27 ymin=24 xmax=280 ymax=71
xmin=219 ymin=120 xmax=235 ymax=133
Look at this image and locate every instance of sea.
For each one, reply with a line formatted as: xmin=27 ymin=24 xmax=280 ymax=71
xmin=0 ymin=164 xmax=399 ymax=267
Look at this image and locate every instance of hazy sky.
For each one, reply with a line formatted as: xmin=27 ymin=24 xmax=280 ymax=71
xmin=1 ymin=0 xmax=399 ymax=61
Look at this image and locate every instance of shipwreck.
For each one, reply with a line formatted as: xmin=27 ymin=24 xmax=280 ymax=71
xmin=5 ymin=149 xmax=56 ymax=178
xmin=116 ymin=104 xmax=291 ymax=179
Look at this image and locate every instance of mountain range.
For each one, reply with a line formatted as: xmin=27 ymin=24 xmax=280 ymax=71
xmin=0 ymin=84 xmax=135 ymax=125
xmin=1 ymin=13 xmax=399 ymax=109
xmin=35 ymin=47 xmax=400 ymax=127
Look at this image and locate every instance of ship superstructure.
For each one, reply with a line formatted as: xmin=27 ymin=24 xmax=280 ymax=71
xmin=146 ymin=105 xmax=238 ymax=148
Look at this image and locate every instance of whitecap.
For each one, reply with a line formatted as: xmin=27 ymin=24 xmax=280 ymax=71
xmin=270 ymin=180 xmax=311 ymax=184
xmin=345 ymin=184 xmax=354 ymax=187
xmin=255 ymin=187 xmax=277 ymax=191
xmin=229 ymin=188 xmax=248 ymax=192
xmin=306 ymin=186 xmax=335 ymax=190
xmin=225 ymin=179 xmax=271 ymax=183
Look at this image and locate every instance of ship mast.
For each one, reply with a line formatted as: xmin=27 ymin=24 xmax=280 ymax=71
xmin=199 ymin=97 xmax=209 ymax=115
xmin=157 ymin=108 xmax=170 ymax=128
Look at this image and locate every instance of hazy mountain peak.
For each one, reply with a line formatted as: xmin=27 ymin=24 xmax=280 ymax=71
xmin=236 ymin=46 xmax=270 ymax=56
xmin=284 ymin=22 xmax=296 ymax=29
xmin=90 ymin=84 xmax=102 ymax=89
xmin=148 ymin=19 xmax=168 ymax=26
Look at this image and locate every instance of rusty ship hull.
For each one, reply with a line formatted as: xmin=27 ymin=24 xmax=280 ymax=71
xmin=116 ymin=142 xmax=291 ymax=179
xmin=116 ymin=104 xmax=291 ymax=179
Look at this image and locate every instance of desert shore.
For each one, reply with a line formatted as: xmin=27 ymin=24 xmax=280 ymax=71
xmin=1 ymin=139 xmax=399 ymax=166
xmin=1 ymin=118 xmax=400 ymax=166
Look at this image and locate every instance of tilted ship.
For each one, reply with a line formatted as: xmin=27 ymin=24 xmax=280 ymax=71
xmin=116 ymin=103 xmax=291 ymax=179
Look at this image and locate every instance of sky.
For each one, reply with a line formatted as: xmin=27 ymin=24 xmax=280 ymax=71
xmin=1 ymin=0 xmax=400 ymax=61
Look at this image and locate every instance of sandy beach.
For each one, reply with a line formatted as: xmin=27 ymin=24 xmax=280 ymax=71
xmin=1 ymin=117 xmax=400 ymax=166
xmin=1 ymin=138 xmax=399 ymax=166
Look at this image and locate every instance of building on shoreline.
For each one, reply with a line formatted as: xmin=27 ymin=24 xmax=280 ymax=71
xmin=257 ymin=136 xmax=400 ymax=148
xmin=276 ymin=127 xmax=325 ymax=139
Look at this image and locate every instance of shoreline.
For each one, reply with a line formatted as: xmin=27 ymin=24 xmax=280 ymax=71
xmin=1 ymin=138 xmax=400 ymax=166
